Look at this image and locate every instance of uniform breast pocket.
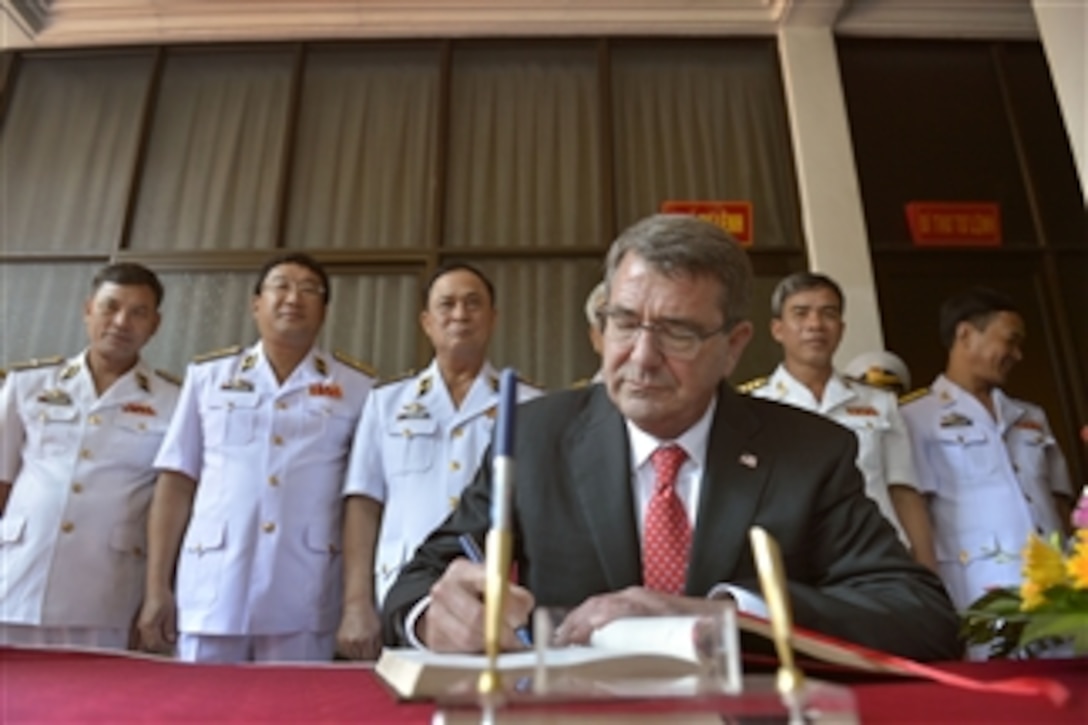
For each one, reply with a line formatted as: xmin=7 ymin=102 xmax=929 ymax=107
xmin=841 ymin=416 xmax=890 ymax=478
xmin=1009 ymin=432 xmax=1051 ymax=482
xmin=31 ymin=403 xmax=80 ymax=456
xmin=386 ymin=418 xmax=438 ymax=474
xmin=934 ymin=427 xmax=993 ymax=483
xmin=304 ymin=401 xmax=357 ymax=447
xmin=205 ymin=391 xmax=261 ymax=447
xmin=115 ymin=412 xmax=169 ymax=458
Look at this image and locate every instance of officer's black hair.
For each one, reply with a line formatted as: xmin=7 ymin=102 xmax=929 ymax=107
xmin=254 ymin=252 xmax=331 ymax=305
xmin=421 ymin=262 xmax=495 ymax=308
xmin=938 ymin=286 xmax=1019 ymax=350
xmin=92 ymin=262 xmax=165 ymax=309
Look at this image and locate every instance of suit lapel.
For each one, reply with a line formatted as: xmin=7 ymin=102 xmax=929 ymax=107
xmin=686 ymin=385 xmax=770 ymax=595
xmin=564 ymin=386 xmax=642 ymax=591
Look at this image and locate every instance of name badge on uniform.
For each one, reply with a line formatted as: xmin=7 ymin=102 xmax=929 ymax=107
xmin=939 ymin=412 xmax=973 ymax=428
xmin=122 ymin=402 xmax=157 ymax=416
xmin=309 ymin=382 xmax=343 ymax=399
xmin=396 ymin=402 xmax=430 ymax=420
xmin=37 ymin=389 xmax=73 ymax=406
xmin=845 ymin=405 xmax=878 ymax=417
xmin=220 ymin=378 xmax=254 ymax=392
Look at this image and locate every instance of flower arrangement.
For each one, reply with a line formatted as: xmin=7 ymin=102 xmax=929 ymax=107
xmin=961 ymin=487 xmax=1088 ymax=658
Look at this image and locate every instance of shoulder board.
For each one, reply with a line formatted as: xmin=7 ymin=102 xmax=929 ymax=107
xmin=192 ymin=345 xmax=242 ymax=364
xmin=899 ymin=387 xmax=931 ymax=406
xmin=376 ymin=369 xmax=416 ymax=388
xmin=9 ymin=355 xmax=64 ymax=372
xmin=155 ymin=369 xmax=182 ymax=386
xmin=735 ymin=376 xmax=769 ymax=395
xmin=333 ymin=350 xmax=377 ymax=378
xmin=569 ymin=377 xmax=592 ymax=389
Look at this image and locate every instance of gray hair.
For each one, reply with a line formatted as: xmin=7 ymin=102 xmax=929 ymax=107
xmin=769 ymin=272 xmax=844 ymax=319
xmin=604 ymin=214 xmax=753 ymax=329
xmin=584 ymin=281 xmax=607 ymax=326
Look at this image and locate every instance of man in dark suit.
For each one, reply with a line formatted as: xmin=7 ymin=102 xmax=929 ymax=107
xmin=382 ymin=214 xmax=961 ymax=661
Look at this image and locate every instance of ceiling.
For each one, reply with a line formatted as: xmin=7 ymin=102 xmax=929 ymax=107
xmin=1 ymin=0 xmax=1039 ymax=51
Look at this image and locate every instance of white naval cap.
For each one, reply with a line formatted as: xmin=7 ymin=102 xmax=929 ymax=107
xmin=843 ymin=350 xmax=911 ymax=393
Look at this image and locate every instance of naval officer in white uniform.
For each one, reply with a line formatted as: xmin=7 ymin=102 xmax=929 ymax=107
xmin=1 ymin=263 xmax=178 ymax=650
xmin=337 ymin=262 xmax=541 ymax=660
xmin=900 ymin=287 xmax=1072 ymax=613
xmin=743 ymin=272 xmax=937 ymax=571
xmin=139 ymin=253 xmax=376 ymax=663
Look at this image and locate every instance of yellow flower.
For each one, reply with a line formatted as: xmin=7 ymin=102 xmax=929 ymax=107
xmin=1019 ymin=533 xmax=1067 ymax=610
xmin=1019 ymin=579 xmax=1046 ymax=611
xmin=1067 ymin=529 xmax=1088 ymax=590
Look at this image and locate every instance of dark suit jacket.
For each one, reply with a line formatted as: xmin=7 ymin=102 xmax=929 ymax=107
xmin=382 ymin=383 xmax=961 ymax=661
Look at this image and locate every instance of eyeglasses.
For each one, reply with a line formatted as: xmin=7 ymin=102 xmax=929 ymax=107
xmin=262 ymin=278 xmax=326 ymax=299
xmin=598 ymin=306 xmax=727 ymax=360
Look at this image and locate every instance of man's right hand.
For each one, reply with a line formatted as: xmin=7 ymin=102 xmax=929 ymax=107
xmin=137 ymin=589 xmax=178 ymax=654
xmin=337 ymin=601 xmax=383 ymax=660
xmin=421 ymin=558 xmax=534 ymax=653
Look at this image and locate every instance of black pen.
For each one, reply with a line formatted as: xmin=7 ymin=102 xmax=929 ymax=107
xmin=457 ymin=533 xmax=533 ymax=647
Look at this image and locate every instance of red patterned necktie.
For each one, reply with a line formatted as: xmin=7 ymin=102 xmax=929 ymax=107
xmin=642 ymin=444 xmax=691 ymax=594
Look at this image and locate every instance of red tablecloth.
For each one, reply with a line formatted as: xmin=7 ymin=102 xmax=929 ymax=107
xmin=2 ymin=646 xmax=1086 ymax=723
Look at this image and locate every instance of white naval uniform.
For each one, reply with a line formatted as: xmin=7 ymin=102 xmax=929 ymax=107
xmin=154 ymin=343 xmax=374 ymax=649
xmin=0 ymin=353 xmax=180 ymax=646
xmin=900 ymin=375 xmax=1072 ymax=611
xmin=343 ymin=360 xmax=543 ymax=605
xmin=749 ymin=365 xmax=916 ymax=544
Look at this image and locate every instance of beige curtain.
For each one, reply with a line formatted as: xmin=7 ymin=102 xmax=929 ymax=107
xmin=611 ymin=40 xmax=803 ymax=248
xmin=444 ymin=42 xmax=604 ymax=249
xmin=127 ymin=48 xmax=294 ymax=251
xmin=284 ymin=44 xmax=439 ymax=250
xmin=0 ymin=52 xmax=153 ymax=253
xmin=0 ymin=262 xmax=99 ymax=364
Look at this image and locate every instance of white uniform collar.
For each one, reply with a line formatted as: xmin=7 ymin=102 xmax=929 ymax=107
xmin=247 ymin=340 xmax=328 ymax=391
xmin=768 ymin=364 xmax=856 ymax=413
xmin=418 ymin=358 xmax=501 ymax=420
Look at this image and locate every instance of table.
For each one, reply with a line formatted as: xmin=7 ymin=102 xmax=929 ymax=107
xmin=2 ymin=647 xmax=1086 ymax=723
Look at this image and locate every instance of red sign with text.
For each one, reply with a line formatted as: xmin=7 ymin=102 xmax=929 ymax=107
xmin=905 ymin=202 xmax=1002 ymax=247
xmin=661 ymin=201 xmax=753 ymax=246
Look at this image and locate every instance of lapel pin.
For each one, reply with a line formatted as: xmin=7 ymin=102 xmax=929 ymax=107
xmin=739 ymin=453 xmax=758 ymax=469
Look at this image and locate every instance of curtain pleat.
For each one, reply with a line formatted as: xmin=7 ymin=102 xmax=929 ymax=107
xmin=127 ymin=49 xmax=294 ymax=251
xmin=0 ymin=53 xmax=153 ymax=253
xmin=444 ymin=42 xmax=603 ymax=249
xmin=611 ymin=41 xmax=802 ymax=248
xmin=285 ymin=44 xmax=439 ymax=249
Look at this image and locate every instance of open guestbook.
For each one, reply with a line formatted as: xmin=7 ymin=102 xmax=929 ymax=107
xmin=376 ymin=612 xmax=915 ymax=700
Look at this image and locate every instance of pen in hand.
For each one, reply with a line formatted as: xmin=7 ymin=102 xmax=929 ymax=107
xmin=458 ymin=533 xmax=533 ymax=648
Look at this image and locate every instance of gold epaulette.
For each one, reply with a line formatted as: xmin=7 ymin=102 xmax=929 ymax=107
xmin=377 ymin=369 xmax=416 ymax=388
xmin=569 ymin=377 xmax=593 ymax=389
xmin=899 ymin=387 xmax=930 ymax=406
xmin=9 ymin=355 xmax=64 ymax=372
xmin=155 ymin=369 xmax=183 ymax=386
xmin=736 ymin=376 xmax=769 ymax=395
xmin=192 ymin=345 xmax=242 ymax=364
xmin=333 ymin=350 xmax=377 ymax=378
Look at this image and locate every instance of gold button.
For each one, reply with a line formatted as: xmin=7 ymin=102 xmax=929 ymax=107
xmin=88 ymin=414 xmax=102 ymax=426
xmin=72 ymin=483 xmax=83 ymax=493
xmin=138 ymin=422 xmax=147 ymax=431
xmin=451 ymin=427 xmax=464 ymax=439
xmin=80 ymin=448 xmax=92 ymax=460
xmin=272 ymin=435 xmax=284 ymax=446
xmin=276 ymin=401 xmax=288 ymax=410
xmin=263 ymin=522 xmax=276 ymax=534
xmin=61 ymin=521 xmax=75 ymax=533
xmin=133 ymin=546 xmax=144 ymax=556
xmin=450 ymin=460 xmax=461 ymax=472
xmin=269 ymin=475 xmax=279 ymax=487
xmin=449 ymin=496 xmax=460 ymax=511
xmin=959 ymin=550 xmax=969 ymax=565
xmin=403 ymin=429 xmax=413 ymax=439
